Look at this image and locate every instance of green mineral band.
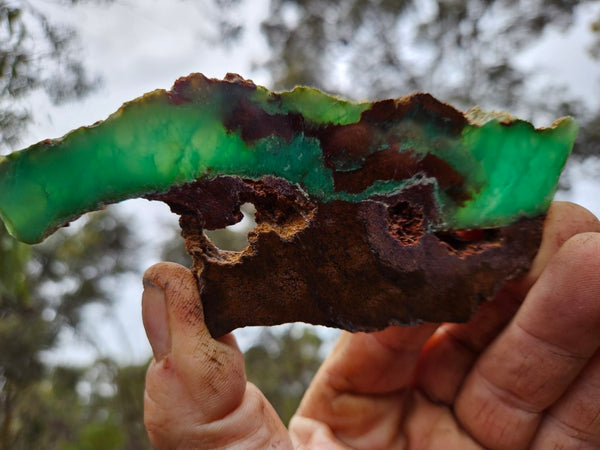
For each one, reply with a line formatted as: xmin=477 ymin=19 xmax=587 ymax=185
xmin=0 ymin=73 xmax=577 ymax=244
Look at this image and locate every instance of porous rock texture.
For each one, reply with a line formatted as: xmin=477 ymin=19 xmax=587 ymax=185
xmin=151 ymin=175 xmax=542 ymax=337
xmin=147 ymin=74 xmax=546 ymax=337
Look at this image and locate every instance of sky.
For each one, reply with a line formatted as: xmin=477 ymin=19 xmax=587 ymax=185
xmin=17 ymin=0 xmax=600 ymax=366
xmin=515 ymin=2 xmax=600 ymax=114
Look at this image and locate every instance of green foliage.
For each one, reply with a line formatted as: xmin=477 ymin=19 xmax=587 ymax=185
xmin=575 ymin=112 xmax=600 ymax=158
xmin=0 ymin=219 xmax=29 ymax=298
xmin=67 ymin=359 xmax=150 ymax=450
xmin=29 ymin=212 xmax=138 ymax=327
xmin=0 ymin=222 xmax=55 ymax=449
xmin=1 ymin=360 xmax=151 ymax=450
xmin=245 ymin=326 xmax=324 ymax=425
xmin=0 ymin=212 xmax=139 ymax=449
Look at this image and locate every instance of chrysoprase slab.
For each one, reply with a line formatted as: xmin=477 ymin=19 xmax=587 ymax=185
xmin=0 ymin=73 xmax=579 ymax=335
xmin=0 ymin=73 xmax=576 ymax=244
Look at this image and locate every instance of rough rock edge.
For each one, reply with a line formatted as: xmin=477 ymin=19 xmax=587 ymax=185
xmin=148 ymin=74 xmax=545 ymax=336
xmin=150 ymin=176 xmax=542 ymax=337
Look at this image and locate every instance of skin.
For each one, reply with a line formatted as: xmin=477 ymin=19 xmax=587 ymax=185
xmin=142 ymin=202 xmax=600 ymax=449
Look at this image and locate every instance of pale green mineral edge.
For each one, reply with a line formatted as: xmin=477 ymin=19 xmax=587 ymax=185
xmin=449 ymin=117 xmax=577 ymax=229
xmin=0 ymin=85 xmax=577 ymax=244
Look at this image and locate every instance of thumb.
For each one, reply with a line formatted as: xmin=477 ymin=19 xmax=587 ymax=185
xmin=142 ymin=262 xmax=290 ymax=449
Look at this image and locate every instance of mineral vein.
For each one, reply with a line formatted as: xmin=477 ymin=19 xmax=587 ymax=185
xmin=0 ymin=73 xmax=576 ymax=245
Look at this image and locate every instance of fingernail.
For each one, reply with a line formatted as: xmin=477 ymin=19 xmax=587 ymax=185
xmin=142 ymin=278 xmax=171 ymax=361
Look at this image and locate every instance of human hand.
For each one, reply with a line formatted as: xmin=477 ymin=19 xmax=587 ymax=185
xmin=142 ymin=202 xmax=600 ymax=449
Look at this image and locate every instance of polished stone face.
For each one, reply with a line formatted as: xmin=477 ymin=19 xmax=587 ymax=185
xmin=0 ymin=73 xmax=576 ymax=334
xmin=0 ymin=72 xmax=575 ymax=244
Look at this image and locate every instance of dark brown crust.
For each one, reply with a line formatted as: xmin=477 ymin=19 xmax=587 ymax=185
xmin=225 ymin=99 xmax=305 ymax=143
xmin=330 ymin=148 xmax=467 ymax=203
xmin=148 ymin=74 xmax=544 ymax=336
xmin=150 ymin=176 xmax=543 ymax=337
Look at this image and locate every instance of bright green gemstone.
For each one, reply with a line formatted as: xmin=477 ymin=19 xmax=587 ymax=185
xmin=450 ymin=117 xmax=577 ymax=229
xmin=0 ymin=74 xmax=576 ymax=244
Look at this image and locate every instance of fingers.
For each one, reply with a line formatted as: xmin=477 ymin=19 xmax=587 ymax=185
xmin=290 ymin=416 xmax=354 ymax=449
xmin=415 ymin=289 xmax=521 ymax=404
xmin=292 ymin=202 xmax=600 ymax=448
xmin=142 ymin=262 xmax=290 ymax=449
xmin=415 ymin=201 xmax=600 ymax=405
xmin=531 ymin=350 xmax=600 ymax=448
xmin=143 ymin=263 xmax=244 ymax=424
xmin=320 ymin=324 xmax=440 ymax=394
xmin=291 ymin=323 xmax=439 ymax=448
xmin=454 ymin=232 xmax=600 ymax=449
xmin=507 ymin=201 xmax=600 ymax=297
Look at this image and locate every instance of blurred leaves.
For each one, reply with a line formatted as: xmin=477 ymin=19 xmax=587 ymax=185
xmin=2 ymin=359 xmax=150 ymax=450
xmin=0 ymin=211 xmax=139 ymax=448
xmin=30 ymin=212 xmax=138 ymax=328
xmin=260 ymin=0 xmax=588 ymax=113
xmin=591 ymin=9 xmax=600 ymax=58
xmin=0 ymin=1 xmax=100 ymax=149
xmin=574 ymin=111 xmax=600 ymax=158
xmin=245 ymin=326 xmax=324 ymax=425
xmin=261 ymin=0 xmax=413 ymax=94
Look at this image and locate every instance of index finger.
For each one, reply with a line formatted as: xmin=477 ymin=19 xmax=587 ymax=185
xmin=455 ymin=232 xmax=600 ymax=449
xmin=507 ymin=201 xmax=600 ymax=298
xmin=415 ymin=202 xmax=600 ymax=404
xmin=292 ymin=323 xmax=439 ymax=448
xmin=316 ymin=324 xmax=441 ymax=395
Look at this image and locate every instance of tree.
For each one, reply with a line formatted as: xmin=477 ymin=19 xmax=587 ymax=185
xmin=0 ymin=358 xmax=152 ymax=450
xmin=577 ymin=9 xmax=600 ymax=159
xmin=66 ymin=358 xmax=151 ymax=450
xmin=0 ymin=211 xmax=139 ymax=449
xmin=591 ymin=10 xmax=600 ymax=59
xmin=0 ymin=222 xmax=39 ymax=450
xmin=261 ymin=0 xmax=592 ymax=116
xmin=245 ymin=326 xmax=325 ymax=425
xmin=0 ymin=2 xmax=141 ymax=446
xmin=0 ymin=1 xmax=100 ymax=149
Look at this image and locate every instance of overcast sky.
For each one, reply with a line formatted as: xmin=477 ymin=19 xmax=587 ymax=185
xmin=25 ymin=0 xmax=600 ymax=366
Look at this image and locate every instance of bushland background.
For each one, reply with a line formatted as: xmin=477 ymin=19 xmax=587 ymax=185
xmin=1 ymin=1 xmax=600 ymax=448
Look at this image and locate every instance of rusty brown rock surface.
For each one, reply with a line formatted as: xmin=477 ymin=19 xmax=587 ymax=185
xmin=150 ymin=176 xmax=543 ymax=337
xmin=0 ymin=72 xmax=565 ymax=334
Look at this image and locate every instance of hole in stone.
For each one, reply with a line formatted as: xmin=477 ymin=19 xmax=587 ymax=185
xmin=435 ymin=228 xmax=501 ymax=254
xmin=387 ymin=201 xmax=425 ymax=246
xmin=205 ymin=203 xmax=257 ymax=251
